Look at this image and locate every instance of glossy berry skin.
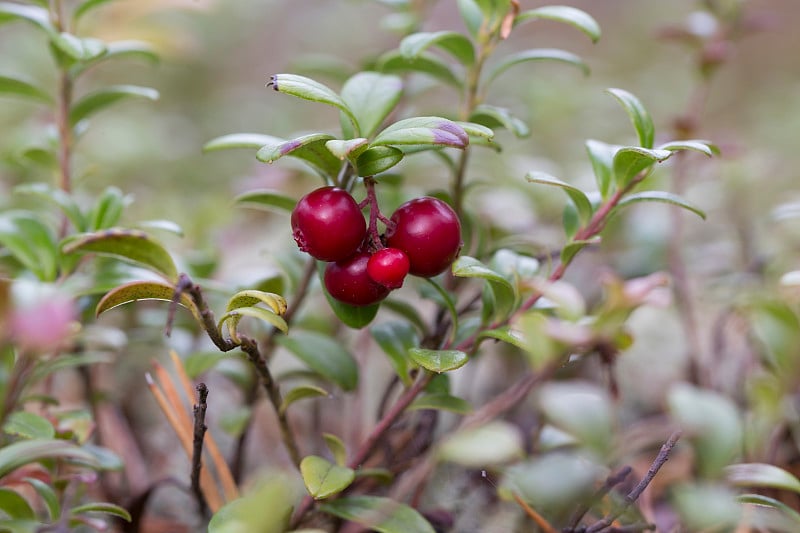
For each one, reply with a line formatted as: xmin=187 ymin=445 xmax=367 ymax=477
xmin=325 ymin=252 xmax=390 ymax=306
xmin=291 ymin=187 xmax=366 ymax=262
xmin=367 ymin=247 xmax=410 ymax=289
xmin=386 ymin=197 xmax=462 ymax=277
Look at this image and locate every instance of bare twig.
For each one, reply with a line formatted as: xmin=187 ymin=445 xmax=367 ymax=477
xmin=191 ymin=383 xmax=209 ymax=516
xmin=568 ymin=466 xmax=633 ymax=529
xmin=585 ymin=431 xmax=682 ymax=533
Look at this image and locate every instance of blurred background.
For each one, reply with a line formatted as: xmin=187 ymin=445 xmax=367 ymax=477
xmin=2 ymin=0 xmax=800 ymax=529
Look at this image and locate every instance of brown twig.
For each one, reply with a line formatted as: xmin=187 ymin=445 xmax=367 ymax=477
xmin=512 ymin=492 xmax=560 ymax=533
xmin=568 ymin=466 xmax=633 ymax=529
xmin=585 ymin=431 xmax=683 ymax=533
xmin=191 ymin=383 xmax=209 ymax=517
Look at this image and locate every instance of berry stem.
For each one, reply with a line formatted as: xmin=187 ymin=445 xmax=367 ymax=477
xmin=363 ymin=177 xmax=386 ymax=251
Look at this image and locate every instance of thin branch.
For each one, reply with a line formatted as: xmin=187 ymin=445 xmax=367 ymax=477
xmin=239 ymin=336 xmax=302 ymax=468
xmin=568 ymin=466 xmax=633 ymax=529
xmin=191 ymin=383 xmax=209 ymax=517
xmin=169 ymin=273 xmax=236 ymax=352
xmin=585 ymin=431 xmax=682 ymax=533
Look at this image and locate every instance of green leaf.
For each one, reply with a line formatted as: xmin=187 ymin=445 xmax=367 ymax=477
xmin=484 ymin=49 xmax=588 ymax=86
xmin=0 ymin=3 xmax=55 ymax=36
xmin=225 ymin=289 xmax=287 ymax=317
xmin=560 ymin=237 xmax=600 ymax=265
xmin=457 ymin=0 xmax=483 ymax=37
xmin=370 ymin=322 xmax=418 ymax=386
xmin=276 ymin=331 xmax=358 ymax=391
xmin=456 ymin=121 xmax=494 ymax=144
xmin=585 ymin=139 xmax=617 ymax=198
xmin=95 ymin=280 xmax=201 ymax=323
xmin=421 ymin=278 xmax=459 ymax=341
xmin=279 ymin=385 xmax=329 ymax=415
xmin=726 ymin=463 xmax=800 ymax=494
xmin=372 ymin=116 xmax=468 ymax=149
xmin=376 ymin=50 xmax=462 ymax=88
xmin=300 ymin=455 xmax=355 ymax=499
xmin=3 ymin=412 xmax=54 ymax=440
xmin=326 ymin=138 xmax=369 ymax=161
xmin=137 ymin=219 xmax=184 ymax=237
xmin=0 ymin=75 xmax=51 ymax=104
xmin=269 ymin=73 xmax=359 ymax=136
xmin=0 ymin=211 xmax=58 ymax=281
xmin=409 ymin=348 xmax=468 ymax=373
xmin=0 ymin=439 xmax=100 ymax=479
xmin=22 ymin=478 xmax=58 ymax=520
xmin=51 ymin=33 xmax=106 ymax=61
xmin=613 ymin=146 xmax=672 ymax=188
xmin=616 ymin=191 xmax=706 ymax=220
xmin=234 ymin=189 xmax=297 ymax=213
xmin=256 ymin=133 xmax=341 ymax=179
xmin=218 ymin=406 xmax=252 ymax=438
xmin=13 ymin=183 xmax=85 ymax=231
xmin=538 ymin=381 xmax=612 ymax=456
xmin=452 ymin=255 xmax=515 ymax=320
xmin=470 ymin=104 xmax=530 ymax=138
xmin=658 ymin=139 xmax=720 ymax=157
xmin=355 ymin=146 xmax=403 ymax=176
xmin=319 ymin=496 xmax=435 ymax=533
xmin=400 ymin=31 xmax=475 ymax=66
xmin=0 ymin=488 xmax=34 ymax=520
xmin=208 ymin=475 xmax=293 ymax=533
xmin=525 ymin=171 xmax=593 ymax=224
xmin=668 ymin=383 xmax=742 ymax=478
xmin=73 ymin=0 xmax=118 ymax=22
xmin=738 ymin=494 xmax=800 ymax=526
xmin=89 ymin=186 xmax=128 ymax=230
xmin=70 ymin=40 xmax=159 ymax=77
xmin=16 ymin=146 xmax=57 ymax=168
xmin=218 ymin=306 xmax=289 ymax=342
xmin=62 ymin=229 xmax=178 ymax=282
xmin=203 ymin=133 xmax=284 ymax=152
xmin=409 ymin=393 xmax=472 ymax=414
xmin=69 ymin=85 xmax=158 ymax=127
xmin=70 ymin=502 xmax=131 ymax=522
xmin=438 ymin=421 xmax=523 ymax=467
xmin=514 ymin=6 xmax=601 ymax=42
xmin=606 ymin=88 xmax=655 ymax=149
xmin=340 ymin=72 xmax=402 ymax=138
xmin=323 ymin=433 xmax=347 ymax=466
xmin=184 ymin=351 xmax=226 ymax=379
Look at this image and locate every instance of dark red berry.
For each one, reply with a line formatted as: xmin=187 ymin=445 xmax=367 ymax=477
xmin=324 ymin=251 xmax=390 ymax=306
xmin=367 ymin=247 xmax=410 ymax=289
xmin=386 ymin=197 xmax=462 ymax=277
xmin=291 ymin=187 xmax=366 ymax=262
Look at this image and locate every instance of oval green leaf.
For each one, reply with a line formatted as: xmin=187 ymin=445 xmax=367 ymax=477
xmin=70 ymin=502 xmax=131 ymax=522
xmin=0 ymin=75 xmax=52 ymax=104
xmin=370 ymin=322 xmax=418 ymax=386
xmin=658 ymin=139 xmax=720 ymax=157
xmin=438 ymin=421 xmax=523 ymax=467
xmin=300 ymin=455 xmax=355 ymax=499
xmin=484 ymin=48 xmax=588 ymax=86
xmin=95 ymin=280 xmax=201 ymax=323
xmin=279 ymin=385 xmax=330 ymax=415
xmin=23 ymin=477 xmax=59 ymax=520
xmin=372 ymin=116 xmax=468 ymax=149
xmin=340 ymin=72 xmax=403 ymax=138
xmin=615 ymin=191 xmax=706 ymax=220
xmin=69 ymin=85 xmax=158 ymax=127
xmin=226 ymin=289 xmax=287 ymax=317
xmin=0 ymin=488 xmax=34 ymax=520
xmin=355 ymin=146 xmax=403 ymax=176
xmin=256 ymin=133 xmax=341 ymax=179
xmin=514 ymin=6 xmax=601 ymax=42
xmin=14 ymin=183 xmax=85 ymax=231
xmin=3 ymin=412 xmax=55 ymax=440
xmin=326 ymin=138 xmax=369 ymax=160
xmin=585 ymin=139 xmax=617 ymax=198
xmin=269 ymin=73 xmax=358 ymax=135
xmin=613 ymin=146 xmax=672 ymax=188
xmin=0 ymin=211 xmax=58 ymax=281
xmin=606 ymin=88 xmax=654 ymax=149
xmin=726 ymin=463 xmax=800 ymax=494
xmin=323 ymin=433 xmax=348 ymax=466
xmin=318 ymin=496 xmax=435 ymax=533
xmin=409 ymin=348 xmax=468 ymax=373
xmin=73 ymin=0 xmax=118 ymax=22
xmin=52 ymin=32 xmax=106 ymax=61
xmin=409 ymin=393 xmax=472 ymax=414
xmin=62 ymin=229 xmax=178 ymax=282
xmin=218 ymin=305 xmax=289 ymax=343
xmin=561 ymin=237 xmax=600 ymax=265
xmin=0 ymin=439 xmax=100 ymax=479
xmin=525 ymin=171 xmax=593 ymax=224
xmin=203 ymin=133 xmax=284 ymax=152
xmin=276 ymin=331 xmax=358 ymax=391
xmin=470 ymin=104 xmax=530 ymax=138
xmin=234 ymin=189 xmax=297 ymax=213
xmin=70 ymin=40 xmax=159 ymax=78
xmin=0 ymin=3 xmax=55 ymax=36
xmin=400 ymin=31 xmax=475 ymax=66
xmin=376 ymin=50 xmax=462 ymax=88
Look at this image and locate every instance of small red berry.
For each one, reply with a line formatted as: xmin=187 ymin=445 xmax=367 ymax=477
xmin=291 ymin=187 xmax=366 ymax=262
xmin=386 ymin=197 xmax=462 ymax=277
xmin=367 ymin=248 xmax=410 ymax=289
xmin=324 ymin=251 xmax=390 ymax=306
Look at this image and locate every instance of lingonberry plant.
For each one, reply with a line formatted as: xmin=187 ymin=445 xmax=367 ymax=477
xmin=2 ymin=0 xmax=800 ymax=531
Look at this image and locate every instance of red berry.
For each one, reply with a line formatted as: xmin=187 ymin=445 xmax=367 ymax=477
xmin=324 ymin=252 xmax=390 ymax=306
xmin=291 ymin=187 xmax=366 ymax=262
xmin=367 ymin=248 xmax=410 ymax=289
xmin=386 ymin=197 xmax=462 ymax=277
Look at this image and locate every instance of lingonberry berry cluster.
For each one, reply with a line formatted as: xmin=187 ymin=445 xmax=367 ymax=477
xmin=291 ymin=185 xmax=461 ymax=306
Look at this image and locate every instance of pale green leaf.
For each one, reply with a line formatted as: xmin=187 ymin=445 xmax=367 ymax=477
xmin=319 ymin=496 xmax=435 ymax=533
xmin=606 ymin=88 xmax=655 ymax=149
xmin=269 ymin=73 xmax=358 ymax=135
xmin=69 ymin=85 xmax=158 ymax=127
xmin=300 ymin=455 xmax=355 ymax=499
xmin=616 ymin=191 xmax=706 ymax=220
xmin=514 ymin=6 xmax=601 ymax=42
xmin=204 ymin=133 xmax=284 ymax=152
xmin=484 ymin=49 xmax=588 ymax=86
xmin=409 ymin=348 xmax=468 ymax=373
xmin=0 ymin=75 xmax=51 ymax=104
xmin=340 ymin=72 xmax=402 ymax=138
xmin=400 ymin=31 xmax=475 ymax=66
